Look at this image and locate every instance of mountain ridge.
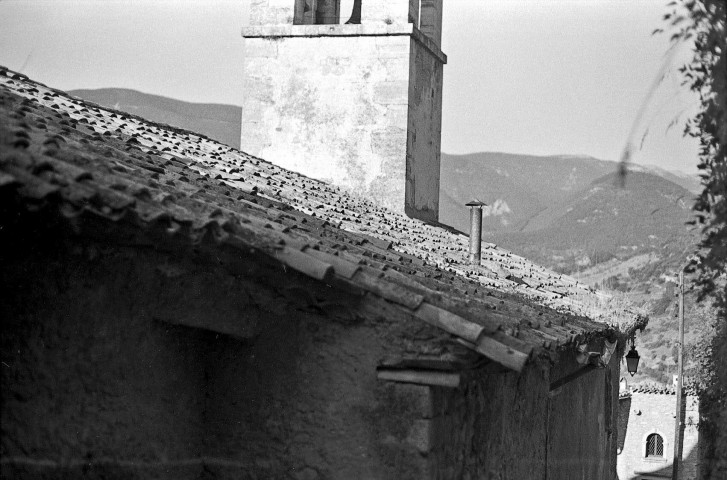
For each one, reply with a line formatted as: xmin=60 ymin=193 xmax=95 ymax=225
xmin=68 ymin=88 xmax=242 ymax=150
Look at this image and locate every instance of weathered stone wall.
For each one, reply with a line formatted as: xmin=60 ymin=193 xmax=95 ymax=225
xmin=405 ymin=38 xmax=442 ymax=222
xmin=617 ymin=392 xmax=700 ymax=480
xmin=242 ymin=30 xmax=412 ymax=213
xmin=547 ymin=351 xmax=620 ymax=480
xmin=0 ymin=232 xmax=443 ymax=479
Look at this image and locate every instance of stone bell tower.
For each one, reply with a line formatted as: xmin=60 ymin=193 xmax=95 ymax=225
xmin=241 ymin=0 xmax=446 ymax=222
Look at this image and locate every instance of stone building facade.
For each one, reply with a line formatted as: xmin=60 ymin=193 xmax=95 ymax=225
xmin=241 ymin=0 xmax=445 ymax=222
xmin=617 ymin=386 xmax=700 ymax=480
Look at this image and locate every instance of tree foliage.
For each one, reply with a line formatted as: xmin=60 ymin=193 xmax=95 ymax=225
xmin=665 ymin=0 xmax=726 ymax=309
xmin=661 ymin=2 xmax=726 ymax=475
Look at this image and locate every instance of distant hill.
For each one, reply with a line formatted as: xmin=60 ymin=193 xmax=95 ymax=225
xmin=68 ymin=88 xmax=242 ymax=149
xmin=439 ymin=152 xmax=619 ymax=234
xmin=629 ymin=164 xmax=702 ymax=195
xmin=442 ymin=155 xmax=703 ymax=388
xmin=439 ymin=152 xmax=700 ymax=296
xmin=439 ymin=152 xmax=700 ymax=236
xmin=487 ymin=171 xmax=698 ymax=275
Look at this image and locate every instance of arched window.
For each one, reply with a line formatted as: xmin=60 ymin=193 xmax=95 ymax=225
xmin=645 ymin=433 xmax=664 ymax=457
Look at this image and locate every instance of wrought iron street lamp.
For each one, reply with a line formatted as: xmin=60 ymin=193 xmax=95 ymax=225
xmin=625 ymin=343 xmax=640 ymax=376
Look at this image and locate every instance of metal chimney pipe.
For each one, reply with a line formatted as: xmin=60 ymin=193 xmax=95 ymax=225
xmin=466 ymin=200 xmax=486 ymax=265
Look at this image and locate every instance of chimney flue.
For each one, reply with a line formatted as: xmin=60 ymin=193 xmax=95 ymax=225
xmin=466 ymin=200 xmax=486 ymax=265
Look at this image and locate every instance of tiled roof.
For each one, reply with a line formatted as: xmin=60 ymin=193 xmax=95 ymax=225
xmin=0 ymin=67 xmax=644 ymax=371
xmin=629 ymin=383 xmax=698 ymax=396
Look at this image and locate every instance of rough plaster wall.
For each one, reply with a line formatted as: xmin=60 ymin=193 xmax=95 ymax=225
xmin=201 ymin=307 xmax=438 ymax=480
xmin=1 ymin=235 xmax=444 ymax=479
xmin=1 ymin=244 xmax=208 ymax=479
xmin=547 ymin=356 xmax=619 ymax=480
xmin=426 ymin=365 xmax=550 ymax=479
xmin=617 ymin=393 xmax=700 ymax=480
xmin=547 ymin=352 xmax=619 ymax=480
xmin=373 ymin=356 xmax=621 ymax=480
xmin=242 ymin=34 xmax=411 ymax=213
xmin=405 ymin=39 xmax=442 ymax=222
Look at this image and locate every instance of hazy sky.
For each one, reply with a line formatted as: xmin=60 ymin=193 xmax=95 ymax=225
xmin=0 ymin=0 xmax=700 ymax=173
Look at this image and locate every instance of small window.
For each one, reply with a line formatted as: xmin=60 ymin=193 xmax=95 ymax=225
xmin=645 ymin=433 xmax=664 ymax=457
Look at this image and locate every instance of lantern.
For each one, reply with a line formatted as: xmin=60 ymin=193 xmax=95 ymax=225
xmin=625 ymin=344 xmax=640 ymax=376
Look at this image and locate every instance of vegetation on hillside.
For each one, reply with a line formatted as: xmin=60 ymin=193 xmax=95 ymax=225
xmin=666 ymin=1 xmax=726 ymax=310
xmin=630 ymin=290 xmax=716 ymax=384
xmin=488 ymin=170 xmax=698 ymax=282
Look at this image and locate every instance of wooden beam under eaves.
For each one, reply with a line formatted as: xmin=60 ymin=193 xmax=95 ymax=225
xmin=455 ymin=335 xmax=531 ymax=373
xmin=412 ymin=302 xmax=530 ymax=372
xmin=377 ymin=369 xmax=461 ymax=388
xmin=475 ymin=334 xmax=530 ymax=372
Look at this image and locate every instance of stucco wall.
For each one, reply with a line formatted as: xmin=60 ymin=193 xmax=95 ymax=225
xmin=1 ymin=243 xmax=210 ymax=479
xmin=617 ymin=392 xmax=700 ymax=480
xmin=0 ymin=233 xmax=443 ymax=480
xmin=241 ymin=19 xmax=444 ymax=222
xmin=547 ymin=352 xmax=619 ymax=480
xmin=1 ymin=226 xmax=627 ymax=480
xmin=381 ymin=352 xmax=620 ymax=480
xmin=429 ymin=366 xmax=549 ymax=479
xmin=242 ymin=31 xmax=411 ymax=214
xmin=618 ymin=395 xmax=632 ymax=454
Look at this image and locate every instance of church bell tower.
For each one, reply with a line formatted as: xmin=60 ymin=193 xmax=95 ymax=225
xmin=241 ymin=0 xmax=446 ymax=222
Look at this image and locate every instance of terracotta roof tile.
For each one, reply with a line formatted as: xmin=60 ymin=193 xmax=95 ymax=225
xmin=0 ymin=67 xmax=645 ymax=371
xmin=628 ymin=383 xmax=698 ymax=396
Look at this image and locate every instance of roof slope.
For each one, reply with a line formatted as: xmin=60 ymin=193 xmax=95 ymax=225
xmin=0 ymin=68 xmax=644 ymax=371
xmin=628 ymin=384 xmax=698 ymax=396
